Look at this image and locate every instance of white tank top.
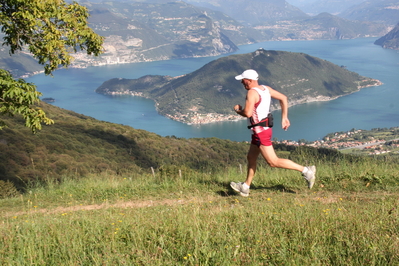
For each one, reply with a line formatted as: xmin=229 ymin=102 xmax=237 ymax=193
xmin=248 ymin=85 xmax=271 ymax=134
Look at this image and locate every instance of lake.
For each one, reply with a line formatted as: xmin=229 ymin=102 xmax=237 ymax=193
xmin=27 ymin=37 xmax=399 ymax=142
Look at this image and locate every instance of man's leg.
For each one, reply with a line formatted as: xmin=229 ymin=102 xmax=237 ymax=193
xmin=259 ymin=145 xmax=316 ymax=188
xmin=244 ymin=144 xmax=261 ymax=186
xmin=259 ymin=145 xmax=304 ymax=171
xmin=230 ymin=144 xmax=260 ymax=197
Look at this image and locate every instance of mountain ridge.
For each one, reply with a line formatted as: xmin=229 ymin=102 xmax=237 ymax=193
xmin=1 ymin=0 xmax=391 ymax=78
xmin=339 ymin=0 xmax=399 ymax=26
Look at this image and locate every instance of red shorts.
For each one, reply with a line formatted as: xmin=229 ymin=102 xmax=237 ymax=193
xmin=251 ymin=128 xmax=273 ymax=147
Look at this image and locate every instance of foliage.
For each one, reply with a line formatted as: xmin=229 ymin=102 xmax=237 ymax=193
xmin=0 ymin=0 xmax=104 ymax=132
xmin=0 ymin=0 xmax=104 ymax=75
xmin=0 ymin=69 xmax=53 ymax=132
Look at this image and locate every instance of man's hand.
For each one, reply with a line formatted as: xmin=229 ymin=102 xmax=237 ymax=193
xmin=234 ymin=104 xmax=242 ymax=112
xmin=282 ymin=117 xmax=290 ymax=131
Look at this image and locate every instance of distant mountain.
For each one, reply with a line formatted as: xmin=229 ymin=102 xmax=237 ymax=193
xmin=339 ymin=0 xmax=399 ymax=26
xmin=288 ymin=0 xmax=365 ymax=16
xmin=133 ymin=0 xmax=388 ymax=41
xmin=68 ymin=0 xmax=267 ymax=67
xmin=96 ymin=49 xmax=381 ymax=124
xmin=82 ymin=0 xmax=387 ymax=66
xmin=265 ymin=12 xmax=387 ymax=40
xmin=375 ymin=23 xmax=399 ymax=50
xmin=185 ymin=0 xmax=309 ymax=26
xmin=2 ymin=0 xmax=391 ymax=76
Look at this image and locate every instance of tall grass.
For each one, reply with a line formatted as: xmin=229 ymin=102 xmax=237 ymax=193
xmin=1 ymin=155 xmax=399 ymax=265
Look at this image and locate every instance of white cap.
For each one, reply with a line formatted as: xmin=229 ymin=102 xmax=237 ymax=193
xmin=235 ymin=69 xmax=259 ymax=80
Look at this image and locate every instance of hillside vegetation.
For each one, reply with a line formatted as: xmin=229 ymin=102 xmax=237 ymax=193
xmin=96 ymin=49 xmax=380 ymax=124
xmin=1 ymin=140 xmax=399 ymax=264
xmin=0 ymin=100 xmax=380 ymax=196
xmin=0 ymin=102 xmax=249 ymax=193
xmin=1 ymin=93 xmax=399 ymax=264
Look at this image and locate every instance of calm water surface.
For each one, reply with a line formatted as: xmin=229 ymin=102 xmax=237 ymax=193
xmin=27 ymin=38 xmax=399 ymax=141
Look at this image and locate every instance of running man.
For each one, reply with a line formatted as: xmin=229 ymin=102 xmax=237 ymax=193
xmin=230 ymin=69 xmax=316 ymax=197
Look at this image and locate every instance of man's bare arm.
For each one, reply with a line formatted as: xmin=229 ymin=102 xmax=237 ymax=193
xmin=234 ymin=89 xmax=258 ymax=118
xmin=269 ymin=87 xmax=290 ymax=130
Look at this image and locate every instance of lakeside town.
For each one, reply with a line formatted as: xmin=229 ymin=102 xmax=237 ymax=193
xmin=276 ymin=128 xmax=399 ymax=155
xmin=165 ymin=112 xmax=243 ymax=125
xmin=166 ymin=109 xmax=399 ymax=156
xmin=164 ymin=111 xmax=399 ymax=155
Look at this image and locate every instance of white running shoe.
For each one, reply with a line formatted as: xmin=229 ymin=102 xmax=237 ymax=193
xmin=303 ymin=165 xmax=316 ymax=189
xmin=230 ymin=182 xmax=250 ymax=197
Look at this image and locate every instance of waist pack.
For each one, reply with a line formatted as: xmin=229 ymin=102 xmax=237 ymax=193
xmin=247 ymin=113 xmax=273 ymax=129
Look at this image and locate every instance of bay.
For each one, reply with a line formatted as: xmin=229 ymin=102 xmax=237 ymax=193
xmin=27 ymin=38 xmax=399 ymax=142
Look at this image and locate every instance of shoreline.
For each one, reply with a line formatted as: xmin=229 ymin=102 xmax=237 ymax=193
xmin=101 ymin=78 xmax=383 ymax=125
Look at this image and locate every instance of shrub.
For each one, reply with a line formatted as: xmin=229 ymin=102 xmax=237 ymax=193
xmin=0 ymin=180 xmax=19 ymax=199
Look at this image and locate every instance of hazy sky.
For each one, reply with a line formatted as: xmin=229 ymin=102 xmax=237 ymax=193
xmin=286 ymin=0 xmax=316 ymax=6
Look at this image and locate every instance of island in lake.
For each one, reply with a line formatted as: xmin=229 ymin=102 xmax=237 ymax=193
xmin=96 ymin=49 xmax=382 ymax=125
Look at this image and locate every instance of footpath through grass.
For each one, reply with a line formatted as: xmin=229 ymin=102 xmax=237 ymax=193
xmin=1 ymin=157 xmax=399 ymax=265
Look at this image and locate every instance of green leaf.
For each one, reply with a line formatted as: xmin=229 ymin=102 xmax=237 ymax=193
xmin=0 ymin=0 xmax=103 ymax=132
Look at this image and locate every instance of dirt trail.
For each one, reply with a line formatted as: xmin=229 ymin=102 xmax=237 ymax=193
xmin=4 ymin=192 xmax=373 ymax=218
xmin=3 ymin=196 xmax=215 ymax=218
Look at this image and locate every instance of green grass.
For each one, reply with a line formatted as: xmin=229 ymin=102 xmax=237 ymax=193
xmin=1 ymin=157 xmax=399 ymax=265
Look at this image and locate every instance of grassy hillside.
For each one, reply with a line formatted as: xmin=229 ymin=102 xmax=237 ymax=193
xmin=0 ymin=100 xmax=386 ymax=195
xmin=1 ymin=146 xmax=399 ymax=264
xmin=0 ymin=102 xmax=254 ymax=192
xmin=1 ymin=94 xmax=399 ymax=264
